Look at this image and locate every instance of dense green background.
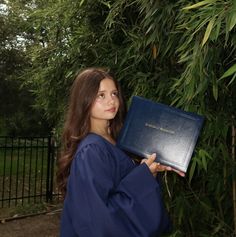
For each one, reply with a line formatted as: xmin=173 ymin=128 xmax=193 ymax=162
xmin=0 ymin=0 xmax=236 ymax=236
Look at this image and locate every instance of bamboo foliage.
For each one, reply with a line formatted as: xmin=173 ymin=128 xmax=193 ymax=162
xmin=98 ymin=0 xmax=236 ymax=235
xmin=12 ymin=0 xmax=236 ymax=235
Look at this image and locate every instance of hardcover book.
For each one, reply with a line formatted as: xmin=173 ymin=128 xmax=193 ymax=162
xmin=117 ymin=96 xmax=204 ymax=173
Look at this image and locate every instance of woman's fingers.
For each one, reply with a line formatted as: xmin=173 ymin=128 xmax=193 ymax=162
xmin=141 ymin=153 xmax=186 ymax=177
xmin=141 ymin=153 xmax=156 ymax=166
xmin=156 ymin=164 xmax=185 ymax=177
xmin=171 ymin=168 xmax=185 ymax=177
xmin=156 ymin=164 xmax=172 ymax=172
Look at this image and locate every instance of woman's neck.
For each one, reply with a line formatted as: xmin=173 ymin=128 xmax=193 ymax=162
xmin=90 ymin=127 xmax=109 ymax=137
xmin=90 ymin=120 xmax=109 ymax=135
xmin=90 ymin=121 xmax=115 ymax=145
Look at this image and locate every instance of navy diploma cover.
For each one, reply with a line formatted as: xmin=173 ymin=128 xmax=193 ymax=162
xmin=117 ymin=96 xmax=204 ymax=173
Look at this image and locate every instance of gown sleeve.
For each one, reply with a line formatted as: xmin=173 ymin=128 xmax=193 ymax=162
xmin=62 ymin=143 xmax=171 ymax=237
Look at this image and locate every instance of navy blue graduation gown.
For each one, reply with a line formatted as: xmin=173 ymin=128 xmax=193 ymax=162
xmin=60 ymin=133 xmax=171 ymax=237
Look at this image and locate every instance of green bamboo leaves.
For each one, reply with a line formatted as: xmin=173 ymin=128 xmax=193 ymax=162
xmin=202 ymin=16 xmax=215 ymax=47
xmin=183 ymin=0 xmax=236 ymax=47
xmin=182 ymin=0 xmax=217 ymax=10
xmin=229 ymin=0 xmax=236 ymax=31
xmin=12 ymin=0 xmax=235 ymax=235
xmin=220 ymin=64 xmax=236 ymax=86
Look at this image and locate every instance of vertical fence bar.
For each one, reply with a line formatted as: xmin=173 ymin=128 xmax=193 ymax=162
xmin=34 ymin=138 xmax=39 ymax=202
xmin=28 ymin=138 xmax=33 ymax=203
xmin=15 ymin=137 xmax=20 ymax=206
xmin=50 ymin=137 xmax=55 ymax=202
xmin=46 ymin=136 xmax=50 ymax=202
xmin=8 ymin=137 xmax=14 ymax=207
xmin=40 ymin=138 xmax=44 ymax=201
xmin=22 ymin=138 xmax=26 ymax=205
xmin=1 ymin=137 xmax=7 ymax=208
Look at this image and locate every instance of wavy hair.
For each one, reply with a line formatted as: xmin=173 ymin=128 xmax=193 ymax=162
xmin=57 ymin=68 xmax=126 ymax=198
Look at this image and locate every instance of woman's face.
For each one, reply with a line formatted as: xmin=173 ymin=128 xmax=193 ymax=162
xmin=90 ymin=78 xmax=120 ymax=125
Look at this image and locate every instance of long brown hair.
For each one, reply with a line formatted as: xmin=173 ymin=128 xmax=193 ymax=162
xmin=57 ymin=67 xmax=126 ymax=197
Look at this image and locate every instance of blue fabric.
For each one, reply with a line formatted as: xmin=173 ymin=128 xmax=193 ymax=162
xmin=60 ymin=133 xmax=171 ymax=237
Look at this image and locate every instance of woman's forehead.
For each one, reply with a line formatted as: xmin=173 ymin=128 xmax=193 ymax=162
xmin=98 ymin=78 xmax=117 ymax=91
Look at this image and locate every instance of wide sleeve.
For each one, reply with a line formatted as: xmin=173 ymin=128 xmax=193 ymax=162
xmin=64 ymin=143 xmax=171 ymax=237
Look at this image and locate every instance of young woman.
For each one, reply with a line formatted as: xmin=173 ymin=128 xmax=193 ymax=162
xmin=57 ymin=67 xmax=184 ymax=237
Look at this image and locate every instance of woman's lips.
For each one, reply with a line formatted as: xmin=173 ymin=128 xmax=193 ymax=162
xmin=106 ymin=107 xmax=116 ymax=112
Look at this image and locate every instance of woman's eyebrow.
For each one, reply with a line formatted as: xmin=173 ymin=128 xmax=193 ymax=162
xmin=98 ymin=89 xmax=118 ymax=92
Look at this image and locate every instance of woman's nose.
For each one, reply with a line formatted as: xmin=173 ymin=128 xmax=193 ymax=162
xmin=108 ymin=95 xmax=115 ymax=104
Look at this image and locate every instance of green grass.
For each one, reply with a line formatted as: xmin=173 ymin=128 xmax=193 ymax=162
xmin=0 ymin=148 xmax=49 ymax=176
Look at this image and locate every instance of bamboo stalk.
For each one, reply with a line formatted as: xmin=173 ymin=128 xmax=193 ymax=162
xmin=232 ymin=115 xmax=236 ymax=234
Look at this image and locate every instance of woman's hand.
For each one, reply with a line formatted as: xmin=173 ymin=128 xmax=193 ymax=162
xmin=141 ymin=153 xmax=185 ymax=177
xmin=141 ymin=153 xmax=165 ymax=177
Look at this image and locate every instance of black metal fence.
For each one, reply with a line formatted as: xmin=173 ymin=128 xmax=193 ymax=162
xmin=0 ymin=136 xmax=60 ymax=208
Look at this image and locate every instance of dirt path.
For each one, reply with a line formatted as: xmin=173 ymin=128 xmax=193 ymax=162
xmin=0 ymin=211 xmax=61 ymax=237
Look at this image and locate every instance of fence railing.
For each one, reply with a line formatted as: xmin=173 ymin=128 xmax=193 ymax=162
xmin=0 ymin=136 xmax=60 ymax=208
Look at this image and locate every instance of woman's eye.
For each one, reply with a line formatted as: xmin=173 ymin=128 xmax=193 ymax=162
xmin=112 ymin=91 xmax=118 ymax=97
xmin=97 ymin=93 xmax=105 ymax=99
